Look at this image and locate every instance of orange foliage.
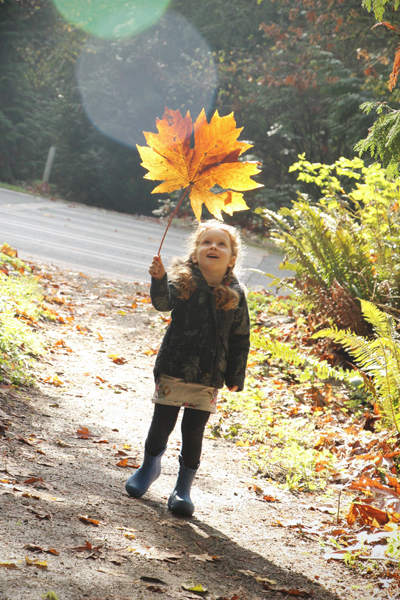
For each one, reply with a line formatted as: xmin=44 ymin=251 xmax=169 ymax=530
xmin=137 ymin=107 xmax=262 ymax=222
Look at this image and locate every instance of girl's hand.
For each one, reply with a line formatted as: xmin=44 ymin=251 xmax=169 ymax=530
xmin=227 ymin=385 xmax=238 ymax=392
xmin=149 ymin=255 xmax=166 ymax=280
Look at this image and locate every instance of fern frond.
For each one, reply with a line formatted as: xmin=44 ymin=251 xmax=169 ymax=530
xmin=252 ymin=334 xmax=352 ymax=384
xmin=313 ymin=303 xmax=400 ymax=432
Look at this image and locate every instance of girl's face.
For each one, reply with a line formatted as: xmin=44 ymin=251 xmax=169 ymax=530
xmin=192 ymin=227 xmax=236 ymax=283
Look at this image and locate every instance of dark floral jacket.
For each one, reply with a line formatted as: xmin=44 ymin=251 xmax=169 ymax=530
xmin=150 ymin=266 xmax=250 ymax=391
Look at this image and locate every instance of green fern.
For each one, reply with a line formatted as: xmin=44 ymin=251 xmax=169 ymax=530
xmin=258 ymin=157 xmax=400 ymax=332
xmin=251 ymin=332 xmax=353 ymax=385
xmin=312 ymin=300 xmax=400 ymax=432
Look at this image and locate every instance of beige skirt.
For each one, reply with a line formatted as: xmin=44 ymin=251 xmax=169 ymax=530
xmin=152 ymin=374 xmax=219 ymax=414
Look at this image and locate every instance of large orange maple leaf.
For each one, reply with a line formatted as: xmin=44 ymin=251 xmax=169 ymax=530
xmin=137 ymin=107 xmax=263 ymax=223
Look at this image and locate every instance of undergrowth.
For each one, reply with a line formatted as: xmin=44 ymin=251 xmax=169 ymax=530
xmin=212 ymin=290 xmax=370 ymax=492
xmin=0 ymin=245 xmax=44 ymax=384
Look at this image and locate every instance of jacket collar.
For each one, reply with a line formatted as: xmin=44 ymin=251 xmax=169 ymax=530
xmin=192 ymin=265 xmax=240 ymax=292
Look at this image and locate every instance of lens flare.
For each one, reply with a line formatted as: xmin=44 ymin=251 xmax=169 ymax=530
xmin=53 ymin=0 xmax=171 ymax=39
xmin=76 ymin=13 xmax=218 ymax=148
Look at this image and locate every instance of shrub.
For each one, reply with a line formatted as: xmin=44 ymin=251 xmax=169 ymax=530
xmin=257 ymin=155 xmax=400 ymax=334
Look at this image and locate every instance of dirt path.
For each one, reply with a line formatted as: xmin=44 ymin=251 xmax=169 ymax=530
xmin=0 ymin=264 xmax=386 ymax=600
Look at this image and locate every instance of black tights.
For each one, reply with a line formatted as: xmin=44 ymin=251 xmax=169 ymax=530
xmin=145 ymin=404 xmax=210 ymax=469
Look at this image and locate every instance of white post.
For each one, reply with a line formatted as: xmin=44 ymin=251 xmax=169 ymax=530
xmin=42 ymin=146 xmax=56 ymax=183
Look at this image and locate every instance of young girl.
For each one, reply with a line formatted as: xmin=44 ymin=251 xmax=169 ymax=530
xmin=125 ymin=220 xmax=250 ymax=517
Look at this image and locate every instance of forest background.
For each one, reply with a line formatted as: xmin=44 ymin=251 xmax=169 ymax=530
xmin=1 ymin=0 xmax=400 ymax=230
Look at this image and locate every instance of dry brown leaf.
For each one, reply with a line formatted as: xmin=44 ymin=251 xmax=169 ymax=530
xmin=108 ymin=354 xmax=127 ymax=365
xmin=24 ymin=477 xmax=44 ymax=485
xmin=117 ymin=458 xmax=140 ymax=468
xmin=70 ymin=540 xmax=103 ymax=554
xmin=24 ymin=544 xmax=59 ymax=555
xmin=263 ymin=584 xmax=312 ymax=597
xmin=188 ymin=553 xmax=218 ymax=562
xmin=79 ymin=516 xmax=101 ymax=526
xmin=76 ymin=427 xmax=96 ymax=439
xmin=347 ymin=502 xmax=388 ymax=527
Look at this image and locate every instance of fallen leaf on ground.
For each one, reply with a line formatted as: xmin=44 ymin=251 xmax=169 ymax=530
xmin=22 ymin=492 xmax=41 ymax=501
xmin=56 ymin=438 xmax=72 ymax=447
xmin=264 ymin=585 xmax=312 ymax=597
xmin=16 ymin=435 xmax=35 ymax=446
xmin=70 ymin=541 xmax=103 ymax=554
xmin=140 ymin=576 xmax=167 ymax=584
xmin=188 ymin=553 xmax=218 ymax=562
xmin=108 ymin=354 xmax=127 ymax=364
xmin=347 ymin=502 xmax=389 ymax=527
xmin=24 ymin=544 xmax=59 ymax=555
xmin=182 ymin=581 xmax=208 ymax=594
xmin=117 ymin=458 xmax=140 ymax=468
xmin=127 ymin=547 xmax=182 ymax=562
xmin=25 ymin=556 xmax=48 ymax=569
xmin=79 ymin=516 xmax=101 ymax=526
xmin=143 ymin=347 xmax=158 ymax=356
xmin=124 ymin=533 xmax=135 ymax=539
xmin=97 ymin=567 xmax=124 ymax=577
xmin=76 ymin=427 xmax=96 ymax=439
xmin=43 ymin=375 xmax=64 ymax=386
xmin=0 ymin=561 xmax=19 ymax=570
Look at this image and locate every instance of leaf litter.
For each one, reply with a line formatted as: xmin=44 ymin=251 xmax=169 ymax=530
xmin=1 ymin=257 xmax=399 ymax=599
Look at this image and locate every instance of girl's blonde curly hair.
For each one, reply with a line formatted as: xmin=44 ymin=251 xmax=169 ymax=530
xmin=169 ymin=220 xmax=244 ymax=310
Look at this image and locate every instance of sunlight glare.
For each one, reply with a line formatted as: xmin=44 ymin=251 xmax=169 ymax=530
xmin=53 ymin=0 xmax=171 ymax=39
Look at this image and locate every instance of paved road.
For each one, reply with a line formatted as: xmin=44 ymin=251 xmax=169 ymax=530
xmin=0 ymin=188 xmax=287 ymax=289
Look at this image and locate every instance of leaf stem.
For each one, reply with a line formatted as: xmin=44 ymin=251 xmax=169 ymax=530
xmin=158 ymin=185 xmax=191 ymax=255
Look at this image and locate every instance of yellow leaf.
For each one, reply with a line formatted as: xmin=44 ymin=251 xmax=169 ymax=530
xmin=0 ymin=561 xmax=19 ymax=570
xmin=137 ymin=107 xmax=263 ymax=222
xmin=25 ymin=556 xmax=48 ymax=569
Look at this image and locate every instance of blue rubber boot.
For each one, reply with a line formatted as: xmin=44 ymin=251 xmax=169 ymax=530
xmin=168 ymin=455 xmax=198 ymax=517
xmin=125 ymin=447 xmax=166 ymax=498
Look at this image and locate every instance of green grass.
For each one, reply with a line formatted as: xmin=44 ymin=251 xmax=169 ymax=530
xmin=0 ymin=247 xmax=44 ymax=384
xmin=0 ymin=181 xmax=32 ymax=194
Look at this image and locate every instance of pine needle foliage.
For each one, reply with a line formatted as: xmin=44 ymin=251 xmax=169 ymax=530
xmin=312 ymin=300 xmax=400 ymax=432
xmin=257 ymin=156 xmax=400 ymax=333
